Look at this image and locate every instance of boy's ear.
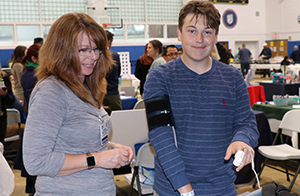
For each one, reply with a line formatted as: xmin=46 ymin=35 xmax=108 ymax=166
xmin=177 ymin=28 xmax=181 ymax=42
xmin=215 ymin=32 xmax=219 ymax=44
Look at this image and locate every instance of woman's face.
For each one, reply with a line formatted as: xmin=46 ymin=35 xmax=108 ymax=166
xmin=9 ymin=75 xmax=15 ymax=86
xmin=77 ymin=32 xmax=100 ymax=82
xmin=147 ymin=43 xmax=158 ymax=59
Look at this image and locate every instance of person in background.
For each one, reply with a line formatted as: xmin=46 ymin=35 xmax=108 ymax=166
xmin=228 ymin=49 xmax=234 ymax=59
xmin=147 ymin=39 xmax=166 ymax=74
xmin=178 ymin=47 xmax=183 ymax=56
xmin=4 ymin=74 xmax=25 ymax=151
xmin=33 ymin=37 xmax=44 ymax=45
xmin=281 ymin=56 xmax=291 ymax=66
xmin=21 ymin=44 xmax=41 ymax=116
xmin=23 ymin=13 xmax=133 ymax=195
xmin=238 ymin=44 xmax=252 ymax=77
xmin=216 ymin=42 xmax=229 ymax=64
xmin=210 ymin=44 xmax=220 ymax=60
xmin=6 ymin=55 xmax=13 ymax=68
xmin=259 ymin=43 xmax=273 ymax=78
xmin=277 ymin=56 xmax=291 ymax=73
xmin=234 ymin=46 xmax=241 ymax=62
xmin=102 ymin=30 xmax=122 ymax=115
xmin=0 ymin=66 xmax=15 ymax=145
xmin=134 ymin=43 xmax=153 ymax=95
xmin=13 ymin=44 xmax=41 ymax=196
xmin=11 ymin=46 xmax=27 ymax=101
xmin=162 ymin=45 xmax=179 ymax=62
xmin=143 ymin=1 xmax=258 ymax=195
xmin=290 ymin=45 xmax=300 ymax=64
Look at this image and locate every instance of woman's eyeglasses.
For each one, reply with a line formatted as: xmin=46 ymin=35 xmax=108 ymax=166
xmin=78 ymin=48 xmax=103 ymax=56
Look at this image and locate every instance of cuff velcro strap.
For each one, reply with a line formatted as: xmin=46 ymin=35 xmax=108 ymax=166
xmin=144 ymin=95 xmax=174 ymax=131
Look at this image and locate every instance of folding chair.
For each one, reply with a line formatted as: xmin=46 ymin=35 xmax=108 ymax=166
xmin=253 ymin=110 xmax=300 ymax=192
xmin=4 ymin=109 xmax=21 ymax=160
xmin=124 ymin=142 xmax=155 ymax=196
xmin=133 ymin=99 xmax=145 ymax=109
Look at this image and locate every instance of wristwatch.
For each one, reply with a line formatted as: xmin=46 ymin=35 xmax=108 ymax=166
xmin=86 ymin=153 xmax=95 ymax=170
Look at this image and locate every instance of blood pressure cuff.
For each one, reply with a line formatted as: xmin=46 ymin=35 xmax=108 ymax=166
xmin=144 ymin=95 xmax=174 ymax=131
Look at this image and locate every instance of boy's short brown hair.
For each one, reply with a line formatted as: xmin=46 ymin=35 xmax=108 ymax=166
xmin=178 ymin=0 xmax=220 ymax=35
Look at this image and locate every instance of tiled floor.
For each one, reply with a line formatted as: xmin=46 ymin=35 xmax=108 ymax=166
xmin=10 ymin=161 xmax=300 ymax=196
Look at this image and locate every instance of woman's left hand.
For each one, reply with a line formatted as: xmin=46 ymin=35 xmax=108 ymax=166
xmin=0 ymin=86 xmax=7 ymax=96
xmin=108 ymin=142 xmax=134 ymax=165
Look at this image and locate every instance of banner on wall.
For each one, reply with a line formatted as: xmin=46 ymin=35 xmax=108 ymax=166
xmin=223 ymin=9 xmax=237 ymax=29
xmin=211 ymin=0 xmax=248 ymax=4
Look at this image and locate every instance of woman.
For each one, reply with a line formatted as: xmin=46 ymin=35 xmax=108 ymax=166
xmin=134 ymin=43 xmax=153 ymax=95
xmin=23 ymin=13 xmax=133 ymax=195
xmin=0 ymin=67 xmax=15 ymax=144
xmin=147 ymin=39 xmax=166 ymax=74
xmin=21 ymin=44 xmax=41 ymax=116
xmin=11 ymin=45 xmax=27 ymax=101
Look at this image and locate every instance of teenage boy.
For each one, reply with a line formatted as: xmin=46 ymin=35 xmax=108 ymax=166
xmin=143 ymin=1 xmax=259 ymax=195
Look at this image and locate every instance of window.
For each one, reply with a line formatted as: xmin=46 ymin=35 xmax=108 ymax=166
xmin=109 ymin=28 xmax=124 ymax=39
xmin=0 ymin=0 xmax=182 ymax=42
xmin=43 ymin=25 xmax=51 ymax=39
xmin=41 ymin=0 xmax=87 ymax=22
xmin=0 ymin=25 xmax=13 ymax=41
xmin=17 ymin=25 xmax=40 ymax=41
xmin=167 ymin=25 xmax=178 ymax=38
xmin=127 ymin=25 xmax=145 ymax=39
xmin=148 ymin=25 xmax=163 ymax=38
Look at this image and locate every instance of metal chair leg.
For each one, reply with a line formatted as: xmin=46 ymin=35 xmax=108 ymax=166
xmin=129 ymin=166 xmax=138 ymax=196
xmin=288 ymin=164 xmax=300 ymax=192
xmin=136 ymin=167 xmax=142 ymax=196
xmin=284 ymin=160 xmax=290 ymax=181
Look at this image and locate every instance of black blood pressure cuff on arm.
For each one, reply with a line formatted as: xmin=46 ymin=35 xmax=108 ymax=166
xmin=144 ymin=95 xmax=174 ymax=131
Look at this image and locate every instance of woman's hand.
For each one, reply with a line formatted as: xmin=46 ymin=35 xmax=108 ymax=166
xmin=95 ymin=142 xmax=134 ymax=169
xmin=0 ymin=86 xmax=7 ymax=96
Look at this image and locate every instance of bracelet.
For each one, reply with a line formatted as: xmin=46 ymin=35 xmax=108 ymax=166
xmin=181 ymin=190 xmax=194 ymax=196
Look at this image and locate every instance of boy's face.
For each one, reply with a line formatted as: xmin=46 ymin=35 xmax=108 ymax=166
xmin=177 ymin=14 xmax=218 ymax=66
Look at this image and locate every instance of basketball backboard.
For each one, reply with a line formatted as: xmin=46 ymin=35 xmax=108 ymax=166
xmin=86 ymin=0 xmax=122 ymax=29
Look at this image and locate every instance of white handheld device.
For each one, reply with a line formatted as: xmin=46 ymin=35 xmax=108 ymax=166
xmin=233 ymin=150 xmax=245 ymax=167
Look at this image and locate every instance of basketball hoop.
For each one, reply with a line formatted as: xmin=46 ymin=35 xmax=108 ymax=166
xmin=102 ymin=23 xmax=112 ymax=28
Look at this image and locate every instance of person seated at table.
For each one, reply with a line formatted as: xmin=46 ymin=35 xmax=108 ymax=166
xmin=134 ymin=43 xmax=153 ymax=95
xmin=162 ymin=45 xmax=179 ymax=62
xmin=102 ymin=30 xmax=122 ymax=115
xmin=0 ymin=66 xmax=15 ymax=146
xmin=178 ymin=47 xmax=183 ymax=56
xmin=290 ymin=45 xmax=300 ymax=64
xmin=281 ymin=56 xmax=291 ymax=66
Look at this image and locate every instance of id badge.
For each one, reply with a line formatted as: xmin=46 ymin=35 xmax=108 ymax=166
xmin=99 ymin=115 xmax=109 ymax=146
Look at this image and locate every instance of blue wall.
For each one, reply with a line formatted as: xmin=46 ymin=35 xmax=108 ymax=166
xmin=0 ymin=49 xmax=14 ymax=68
xmin=0 ymin=44 xmax=182 ymax=74
xmin=2 ymin=42 xmax=299 ymax=72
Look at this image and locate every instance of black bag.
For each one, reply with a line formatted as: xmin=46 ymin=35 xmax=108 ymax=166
xmin=262 ymin=181 xmax=299 ymax=196
xmin=1 ymin=74 xmax=15 ymax=108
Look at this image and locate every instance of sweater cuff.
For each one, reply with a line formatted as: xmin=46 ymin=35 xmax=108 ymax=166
xmin=167 ymin=170 xmax=190 ymax=191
